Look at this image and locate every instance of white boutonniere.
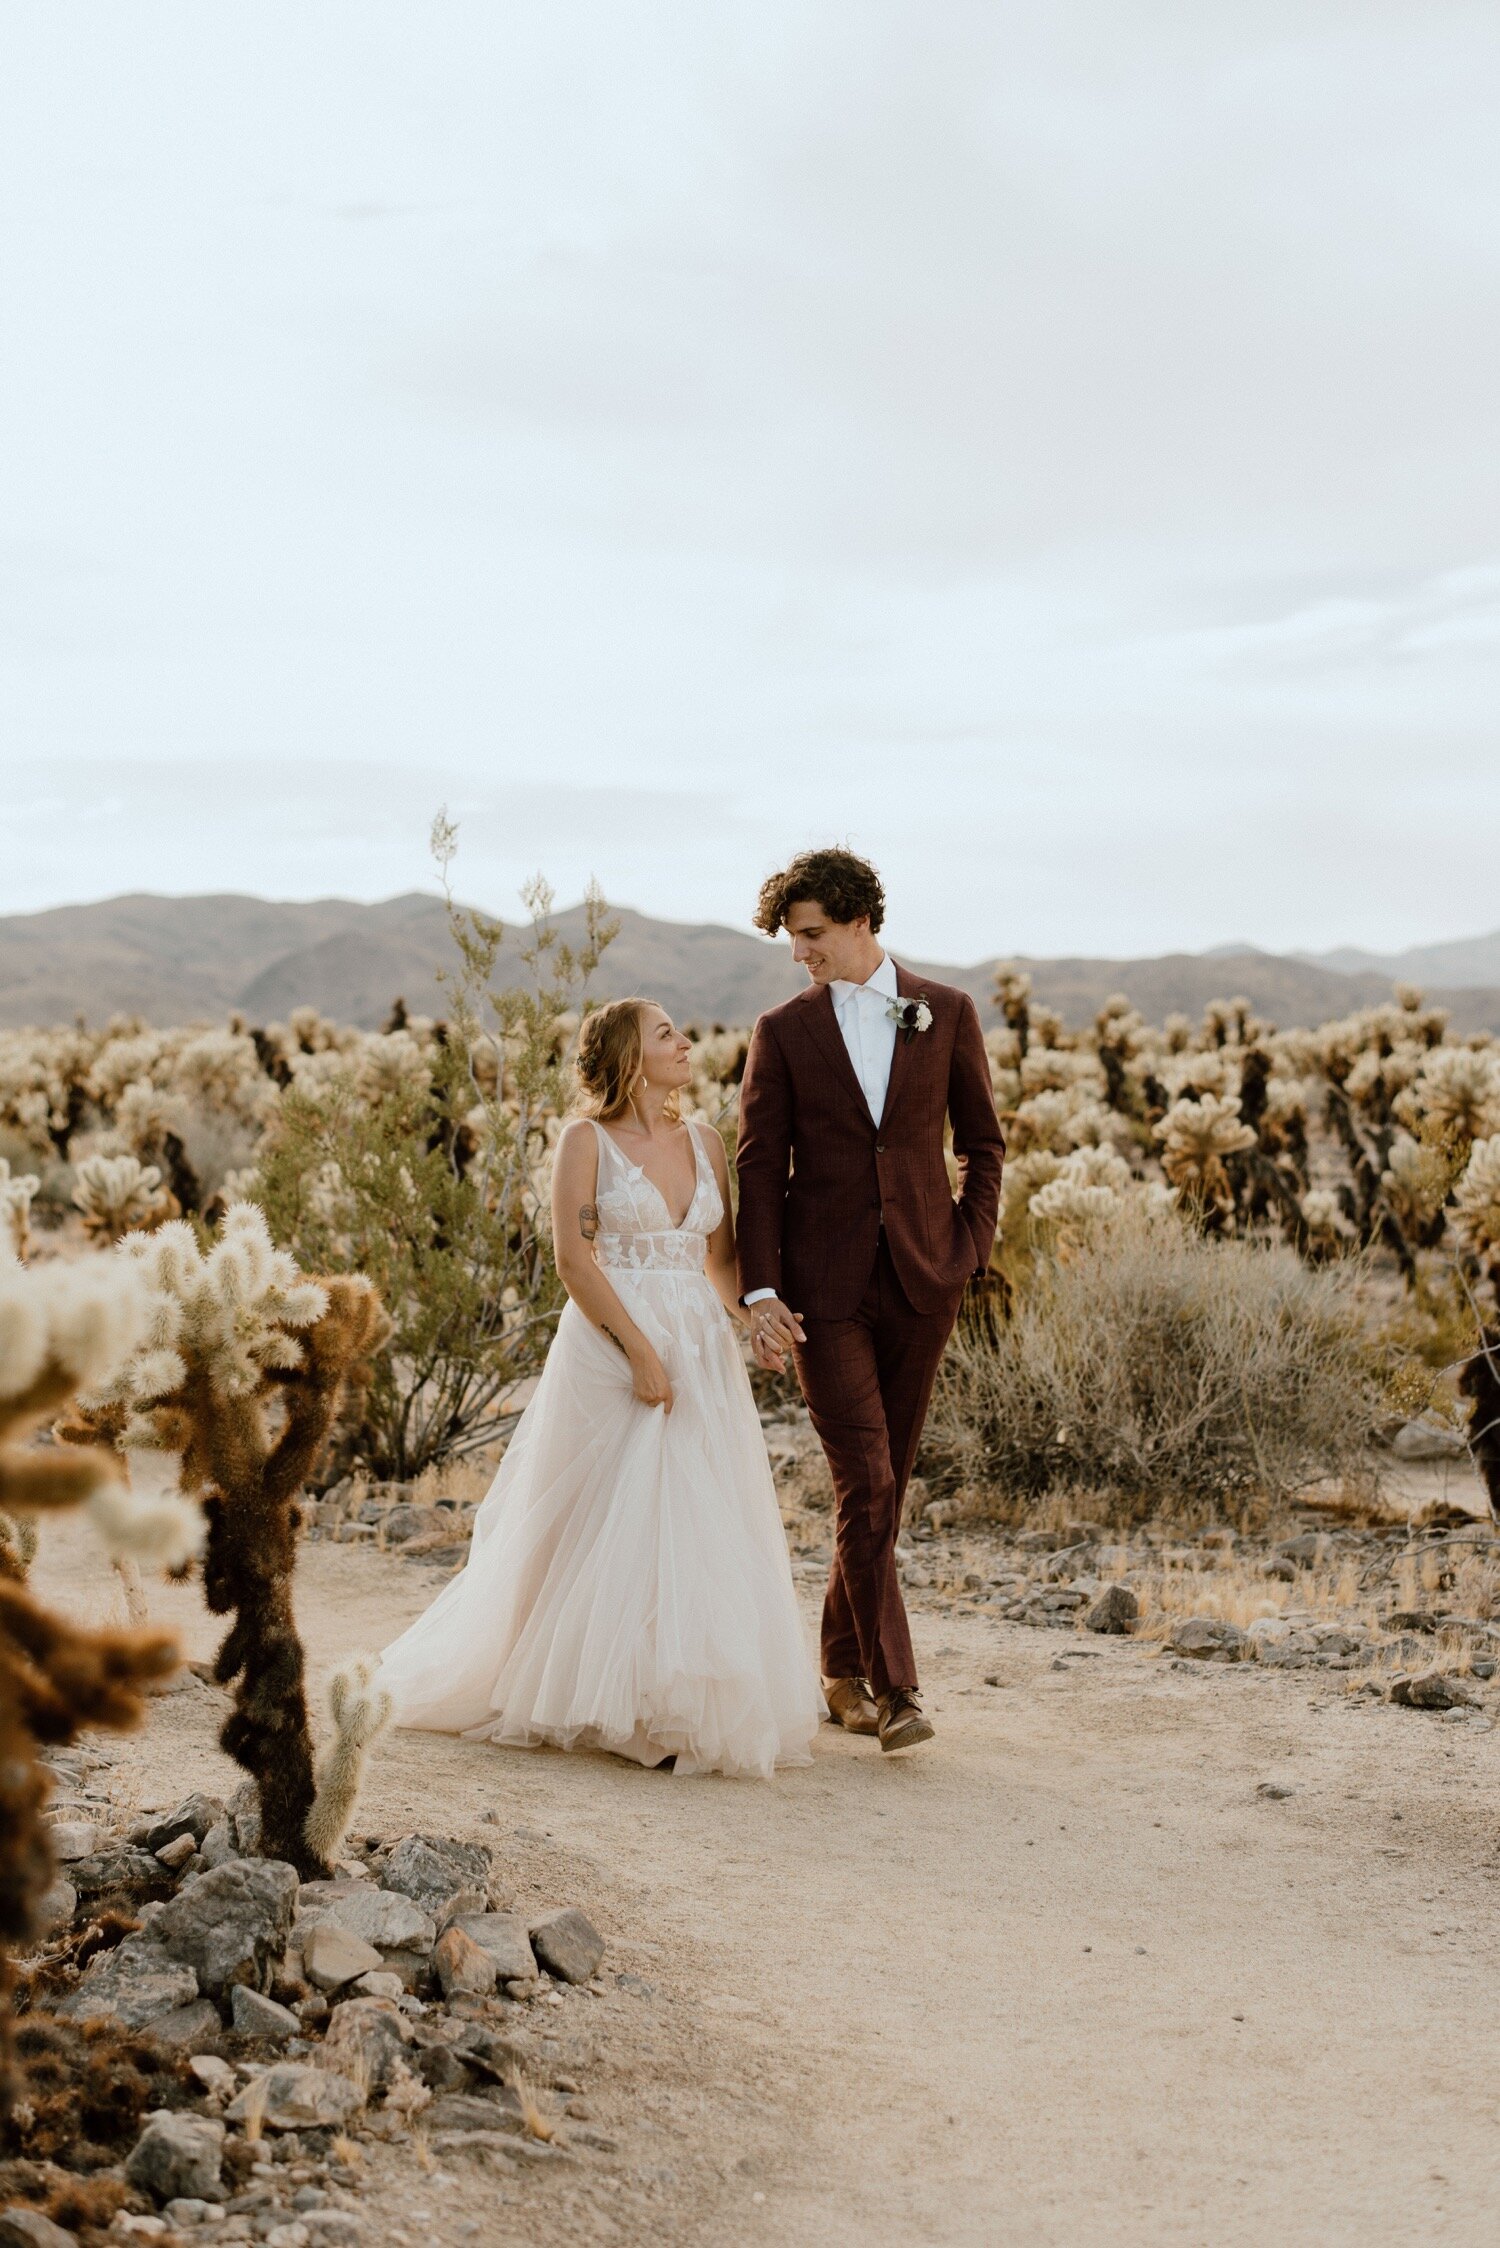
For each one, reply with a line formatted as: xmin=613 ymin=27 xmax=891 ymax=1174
xmin=888 ymin=996 xmax=934 ymax=1043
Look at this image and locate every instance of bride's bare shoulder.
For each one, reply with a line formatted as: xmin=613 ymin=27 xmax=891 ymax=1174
xmin=554 ymin=1117 xmax=601 ymax=1169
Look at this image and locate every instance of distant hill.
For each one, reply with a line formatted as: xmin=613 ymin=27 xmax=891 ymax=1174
xmin=1296 ymin=930 xmax=1500 ymax=990
xmin=3 ymin=891 xmax=1499 ymax=1036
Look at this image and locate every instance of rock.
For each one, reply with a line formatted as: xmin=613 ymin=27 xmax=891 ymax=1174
xmin=45 ymin=1818 xmax=100 ymax=1861
xmin=0 ymin=2210 xmax=78 ymax=2248
xmin=154 ymin=1860 xmax=299 ymax=1996
xmin=446 ymin=1913 xmax=536 ymax=1985
xmin=145 ymin=1793 xmax=227 ymax=1854
xmin=434 ymin=1926 xmax=498 ymax=1999
xmin=68 ymin=1845 xmax=164 ymax=1898
xmin=1166 ymin=1617 xmax=1245 ymax=1663
xmin=295 ymin=1881 xmax=435 ymax=1955
xmin=225 ymin=2063 xmax=364 ymax=2131
xmin=529 ymin=1907 xmax=604 ymax=1986
xmin=425 ymin=2091 xmax=526 ymax=2134
xmin=231 ymin=1985 xmax=302 ymax=2038
xmin=450 ymin=2022 xmax=531 ymax=2083
xmin=318 ymin=1997 xmax=411 ymax=2095
xmin=349 ymin=1970 xmax=404 ymax=2000
xmin=301 ymin=2216 xmax=365 ymax=2246
xmin=1308 ymin=1626 xmax=1363 ymax=1658
xmin=303 ymin=1922 xmax=384 ymax=1992
xmin=377 ymin=1505 xmax=430 ymax=1544
xmin=414 ymin=2041 xmax=477 ymax=2094
xmin=1085 ymin=1584 xmax=1138 ymax=1634
xmin=164 ymin=2202 xmax=223 ymax=2229
xmin=266 ymin=2227 xmax=311 ymax=2248
xmin=199 ymin=1820 xmax=238 ymax=1869
xmin=56 ymin=1933 xmax=199 ymax=2029
xmin=379 ymin=1835 xmax=493 ymax=1922
xmin=374 ymin=1947 xmax=432 ymax=1993
xmin=301 ymin=1915 xmax=384 ymax=1987
xmin=189 ymin=2054 xmax=237 ymax=2096
xmin=1392 ymin=1418 xmax=1468 ymax=1461
xmin=35 ymin=1877 xmax=77 ymax=1934
xmin=1275 ymin=1533 xmax=1331 ymax=1564
xmin=1255 ymin=1782 xmax=1294 ymax=1800
xmin=0 ymin=2212 xmax=81 ymax=2248
xmin=125 ymin=2110 xmax=226 ymax=2203
xmin=148 ymin=1999 xmax=224 ymax=2049
xmin=1389 ymin=1669 xmax=1478 ymax=1710
xmin=155 ymin=1833 xmax=198 ymax=1871
xmin=227 ymin=1780 xmax=262 ymax=1856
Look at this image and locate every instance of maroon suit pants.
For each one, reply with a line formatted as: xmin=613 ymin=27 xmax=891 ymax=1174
xmin=793 ymin=1238 xmax=957 ymax=1699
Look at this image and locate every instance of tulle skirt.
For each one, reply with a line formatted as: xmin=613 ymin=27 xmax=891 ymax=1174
xmin=374 ymin=1273 xmax=822 ymax=1779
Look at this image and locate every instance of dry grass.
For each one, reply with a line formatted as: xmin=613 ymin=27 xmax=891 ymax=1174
xmin=924 ymin=1204 xmax=1382 ymax=1532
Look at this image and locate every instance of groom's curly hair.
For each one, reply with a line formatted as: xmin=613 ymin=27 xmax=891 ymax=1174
xmin=753 ymin=848 xmax=886 ymax=937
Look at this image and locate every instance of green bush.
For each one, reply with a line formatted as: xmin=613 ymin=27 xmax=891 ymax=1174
xmin=253 ymin=828 xmax=615 ymax=1481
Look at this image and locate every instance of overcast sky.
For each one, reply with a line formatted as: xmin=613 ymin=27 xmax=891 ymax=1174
xmin=2 ymin=3 xmax=1497 ymax=962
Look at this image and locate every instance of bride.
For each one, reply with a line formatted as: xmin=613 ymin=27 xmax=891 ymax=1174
xmin=374 ymin=997 xmax=822 ymax=1778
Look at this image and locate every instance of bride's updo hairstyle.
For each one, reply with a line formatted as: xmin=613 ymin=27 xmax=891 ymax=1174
xmin=575 ymin=997 xmax=680 ymax=1123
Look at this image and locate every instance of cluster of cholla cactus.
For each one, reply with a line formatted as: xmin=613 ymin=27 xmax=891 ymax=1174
xmin=0 ymin=1253 xmax=196 ymax=2114
xmin=63 ymin=1204 xmax=393 ymax=1877
xmin=70 ymin=1152 xmax=176 ymax=1241
xmin=983 ymin=972 xmax=1500 ymax=1292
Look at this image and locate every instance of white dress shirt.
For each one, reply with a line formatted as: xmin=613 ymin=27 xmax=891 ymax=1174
xmin=745 ymin=952 xmax=898 ymax=1307
xmin=830 ymin=950 xmax=899 ymax=1124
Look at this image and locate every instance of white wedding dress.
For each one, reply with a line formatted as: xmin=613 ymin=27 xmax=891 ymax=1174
xmin=375 ymin=1120 xmax=821 ymax=1779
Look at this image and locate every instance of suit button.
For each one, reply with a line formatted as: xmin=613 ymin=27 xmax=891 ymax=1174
xmin=876 ymin=1142 xmax=886 ymax=1153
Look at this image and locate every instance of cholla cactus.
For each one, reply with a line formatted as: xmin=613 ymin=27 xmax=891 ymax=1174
xmin=354 ymin=1029 xmax=433 ymax=1103
xmin=0 ymin=1160 xmax=38 ymax=1261
xmin=71 ymin=1152 xmax=176 ymax=1241
xmin=1453 ymin=1138 xmax=1500 ymax=1264
xmin=1407 ymin=1047 xmax=1500 ymax=1143
xmin=304 ymin=1656 xmax=392 ymax=1865
xmin=1380 ymin=1130 xmax=1452 ymax=1245
xmin=1299 ymin=1188 xmax=1355 ymax=1260
xmin=1027 ymin=1146 xmax=1134 ymax=1247
xmin=71 ymin=1203 xmax=390 ymax=1875
xmin=1154 ymin=1093 xmax=1257 ymax=1218
xmin=993 ymin=967 xmax=1032 ymax=1056
xmin=0 ymin=1255 xmax=186 ymax=2114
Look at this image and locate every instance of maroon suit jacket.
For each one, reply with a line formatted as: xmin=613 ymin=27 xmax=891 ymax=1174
xmin=735 ymin=963 xmax=1005 ymax=1320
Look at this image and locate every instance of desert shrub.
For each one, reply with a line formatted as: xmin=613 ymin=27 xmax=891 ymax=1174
xmin=251 ymin=829 xmax=616 ymax=1481
xmin=924 ymin=1202 xmax=1381 ymax=1529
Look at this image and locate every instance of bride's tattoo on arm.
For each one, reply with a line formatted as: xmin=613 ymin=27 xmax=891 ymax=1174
xmin=579 ymin=1202 xmax=599 ymax=1241
xmin=601 ymin=1324 xmax=626 ymax=1354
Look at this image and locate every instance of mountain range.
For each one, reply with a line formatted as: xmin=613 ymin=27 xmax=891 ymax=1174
xmin=2 ymin=892 xmax=1499 ymax=1036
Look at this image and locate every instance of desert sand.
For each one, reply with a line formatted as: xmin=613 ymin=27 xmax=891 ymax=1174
xmin=28 ymin=1505 xmax=1500 ymax=2248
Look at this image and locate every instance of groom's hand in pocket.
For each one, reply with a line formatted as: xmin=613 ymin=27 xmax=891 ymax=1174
xmin=750 ymin=1298 xmax=805 ymax=1374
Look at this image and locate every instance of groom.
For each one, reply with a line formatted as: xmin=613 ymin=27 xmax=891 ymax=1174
xmin=736 ymin=848 xmax=1004 ymax=1753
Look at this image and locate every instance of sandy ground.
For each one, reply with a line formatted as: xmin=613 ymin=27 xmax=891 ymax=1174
xmin=28 ymin=1512 xmax=1500 ymax=2248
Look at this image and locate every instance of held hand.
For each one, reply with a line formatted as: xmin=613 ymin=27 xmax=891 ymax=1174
xmin=749 ymin=1298 xmax=805 ymax=1375
xmin=629 ymin=1342 xmax=674 ymax=1414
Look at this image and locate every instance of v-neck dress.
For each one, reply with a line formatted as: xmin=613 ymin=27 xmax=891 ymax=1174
xmin=375 ymin=1120 xmax=821 ymax=1778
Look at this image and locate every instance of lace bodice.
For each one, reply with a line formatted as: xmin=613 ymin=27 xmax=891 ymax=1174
xmin=590 ymin=1119 xmax=724 ymax=1275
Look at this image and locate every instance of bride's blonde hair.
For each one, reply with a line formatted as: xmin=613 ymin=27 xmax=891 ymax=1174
xmin=575 ymin=997 xmax=681 ymax=1124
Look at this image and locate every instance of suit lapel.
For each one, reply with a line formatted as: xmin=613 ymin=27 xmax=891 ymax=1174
xmin=799 ymin=985 xmax=874 ymax=1126
xmin=877 ymin=961 xmax=925 ymax=1130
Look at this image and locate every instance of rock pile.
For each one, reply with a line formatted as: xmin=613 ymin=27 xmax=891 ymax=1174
xmin=302 ymin=1483 xmax=479 ymax=1558
xmin=2 ymin=1750 xmax=610 ymax=2244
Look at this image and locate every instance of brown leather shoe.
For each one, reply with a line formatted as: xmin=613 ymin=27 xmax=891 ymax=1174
xmin=877 ymin=1689 xmax=935 ymax=1754
xmin=823 ymin=1676 xmax=880 ymax=1735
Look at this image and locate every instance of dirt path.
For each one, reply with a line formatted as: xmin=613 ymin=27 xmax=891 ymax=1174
xmin=32 ymin=1521 xmax=1500 ymax=2247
